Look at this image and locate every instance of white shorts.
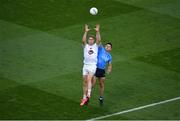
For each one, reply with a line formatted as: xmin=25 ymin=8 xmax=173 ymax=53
xmin=83 ymin=64 xmax=97 ymax=76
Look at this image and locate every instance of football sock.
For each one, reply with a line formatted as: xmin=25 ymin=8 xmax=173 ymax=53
xmin=87 ymin=89 xmax=91 ymax=98
xmin=83 ymin=95 xmax=87 ymax=99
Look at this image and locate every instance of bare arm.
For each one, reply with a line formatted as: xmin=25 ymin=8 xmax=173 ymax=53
xmin=82 ymin=24 xmax=90 ymax=45
xmin=107 ymin=63 xmax=112 ymax=74
xmin=94 ymin=24 xmax=101 ymax=45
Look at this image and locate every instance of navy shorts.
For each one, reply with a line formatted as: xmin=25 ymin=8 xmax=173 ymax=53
xmin=95 ymin=68 xmax=105 ymax=77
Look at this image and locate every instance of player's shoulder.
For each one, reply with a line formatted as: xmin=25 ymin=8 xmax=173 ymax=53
xmin=98 ymin=43 xmax=104 ymax=49
xmin=92 ymin=43 xmax=99 ymax=49
xmin=93 ymin=43 xmax=97 ymax=46
xmin=82 ymin=43 xmax=87 ymax=48
xmin=108 ymin=53 xmax=112 ymax=59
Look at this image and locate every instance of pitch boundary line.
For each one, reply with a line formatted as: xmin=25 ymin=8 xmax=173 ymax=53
xmin=87 ymin=96 xmax=180 ymax=120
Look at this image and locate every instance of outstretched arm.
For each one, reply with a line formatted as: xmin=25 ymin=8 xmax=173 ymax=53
xmin=82 ymin=24 xmax=90 ymax=45
xmin=94 ymin=24 xmax=101 ymax=45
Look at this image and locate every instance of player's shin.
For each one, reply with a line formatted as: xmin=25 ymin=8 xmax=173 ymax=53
xmin=99 ymin=77 xmax=105 ymax=97
xmin=87 ymin=74 xmax=93 ymax=98
xmin=92 ymin=76 xmax=96 ymax=88
xmin=83 ymin=76 xmax=88 ymax=99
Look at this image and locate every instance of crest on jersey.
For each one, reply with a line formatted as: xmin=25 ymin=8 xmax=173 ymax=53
xmin=88 ymin=50 xmax=94 ymax=55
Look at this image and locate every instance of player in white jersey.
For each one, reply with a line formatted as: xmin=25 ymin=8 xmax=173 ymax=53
xmin=80 ymin=24 xmax=101 ymax=106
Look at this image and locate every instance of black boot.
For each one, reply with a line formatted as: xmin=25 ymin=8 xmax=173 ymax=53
xmin=99 ymin=96 xmax=104 ymax=106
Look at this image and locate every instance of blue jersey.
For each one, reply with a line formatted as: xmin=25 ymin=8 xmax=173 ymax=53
xmin=97 ymin=45 xmax=112 ymax=69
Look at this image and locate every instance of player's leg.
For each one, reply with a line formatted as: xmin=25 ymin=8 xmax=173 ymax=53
xmin=87 ymin=65 xmax=96 ymax=98
xmin=80 ymin=66 xmax=89 ymax=106
xmin=99 ymin=77 xmax=105 ymax=105
xmin=87 ymin=73 xmax=94 ymax=98
xmin=83 ymin=75 xmax=87 ymax=99
xmin=92 ymin=76 xmax=96 ymax=88
xmin=99 ymin=77 xmax=105 ymax=97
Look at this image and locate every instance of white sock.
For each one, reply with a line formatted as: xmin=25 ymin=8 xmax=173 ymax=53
xmin=87 ymin=89 xmax=91 ymax=98
xmin=83 ymin=95 xmax=86 ymax=99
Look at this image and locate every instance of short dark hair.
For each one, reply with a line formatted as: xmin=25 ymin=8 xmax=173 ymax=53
xmin=88 ymin=35 xmax=95 ymax=39
xmin=106 ymin=42 xmax=112 ymax=48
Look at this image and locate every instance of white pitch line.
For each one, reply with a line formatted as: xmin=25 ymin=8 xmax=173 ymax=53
xmin=87 ymin=96 xmax=180 ymax=121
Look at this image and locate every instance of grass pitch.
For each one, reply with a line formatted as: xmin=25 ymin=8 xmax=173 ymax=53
xmin=0 ymin=0 xmax=180 ymax=120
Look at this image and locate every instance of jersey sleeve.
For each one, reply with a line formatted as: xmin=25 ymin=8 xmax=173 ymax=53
xmin=98 ymin=44 xmax=104 ymax=50
xmin=108 ymin=55 xmax=112 ymax=64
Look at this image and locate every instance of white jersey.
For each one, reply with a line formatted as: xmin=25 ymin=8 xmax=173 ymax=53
xmin=83 ymin=43 xmax=98 ymax=65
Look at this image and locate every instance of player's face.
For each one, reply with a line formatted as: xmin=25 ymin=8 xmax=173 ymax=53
xmin=88 ymin=37 xmax=95 ymax=45
xmin=105 ymin=44 xmax=112 ymax=52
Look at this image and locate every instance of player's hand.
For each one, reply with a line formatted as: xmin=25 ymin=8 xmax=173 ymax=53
xmin=94 ymin=24 xmax=100 ymax=32
xmin=85 ymin=24 xmax=90 ymax=32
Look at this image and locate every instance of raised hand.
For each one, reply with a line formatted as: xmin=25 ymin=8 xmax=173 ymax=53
xmin=85 ymin=24 xmax=90 ymax=32
xmin=94 ymin=24 xmax=100 ymax=32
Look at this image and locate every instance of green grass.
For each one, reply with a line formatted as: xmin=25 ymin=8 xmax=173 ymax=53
xmin=0 ymin=83 xmax=108 ymax=119
xmin=104 ymin=100 xmax=180 ymax=120
xmin=0 ymin=0 xmax=180 ymax=120
xmin=137 ymin=48 xmax=180 ymax=73
xmin=0 ymin=0 xmax=141 ymax=31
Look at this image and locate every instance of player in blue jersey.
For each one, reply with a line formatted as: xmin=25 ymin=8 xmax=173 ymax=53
xmin=92 ymin=42 xmax=112 ymax=105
